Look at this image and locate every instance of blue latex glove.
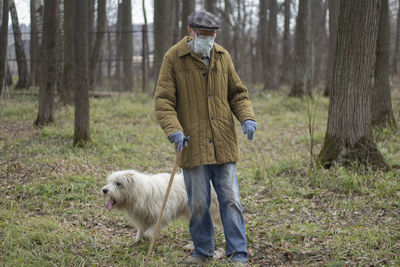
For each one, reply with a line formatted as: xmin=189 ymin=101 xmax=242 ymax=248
xmin=168 ymin=131 xmax=188 ymax=152
xmin=241 ymin=120 xmax=257 ymax=140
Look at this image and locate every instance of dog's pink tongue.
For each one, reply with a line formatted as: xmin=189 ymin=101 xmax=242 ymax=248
xmin=105 ymin=199 xmax=113 ymax=211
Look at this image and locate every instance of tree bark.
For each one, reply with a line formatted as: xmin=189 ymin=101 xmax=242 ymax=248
xmin=9 ymin=0 xmax=29 ymax=89
xmin=29 ymin=0 xmax=40 ymax=87
xmin=371 ymin=0 xmax=396 ymax=128
xmin=391 ymin=0 xmax=400 ymax=74
xmin=323 ymin=0 xmax=340 ymax=97
xmin=311 ymin=0 xmax=327 ymax=87
xmin=205 ymin=0 xmax=217 ymax=14
xmin=0 ymin=0 xmax=9 ymax=96
xmin=73 ymin=0 xmax=90 ymax=146
xmin=121 ymin=0 xmax=133 ymax=91
xmin=89 ymin=0 xmax=106 ymax=88
xmin=34 ymin=0 xmax=58 ymax=127
xmin=265 ymin=0 xmax=278 ymax=90
xmin=180 ymin=0 xmax=194 ymax=38
xmin=61 ymin=0 xmax=74 ymax=104
xmin=281 ymin=0 xmax=291 ymax=85
xmin=220 ymin=0 xmax=232 ymax=52
xmin=88 ymin=0 xmax=95 ymax=53
xmin=258 ymin=0 xmax=268 ymax=88
xmin=289 ymin=0 xmax=312 ymax=97
xmin=115 ymin=3 xmax=122 ymax=82
xmin=318 ymin=0 xmax=389 ymax=170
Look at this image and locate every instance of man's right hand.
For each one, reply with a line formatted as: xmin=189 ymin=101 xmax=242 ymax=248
xmin=168 ymin=131 xmax=188 ymax=152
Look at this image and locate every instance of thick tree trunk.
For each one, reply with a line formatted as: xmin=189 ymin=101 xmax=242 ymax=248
xmin=311 ymin=0 xmax=327 ymax=87
xmin=318 ymin=0 xmax=389 ymax=170
xmin=88 ymin=0 xmax=95 ymax=53
xmin=371 ymin=0 xmax=396 ymax=128
xmin=0 ymin=0 xmax=9 ymax=96
xmin=89 ymin=0 xmax=106 ymax=88
xmin=180 ymin=0 xmax=194 ymax=38
xmin=73 ymin=0 xmax=90 ymax=146
xmin=121 ymin=0 xmax=133 ymax=91
xmin=323 ymin=0 xmax=340 ymax=97
xmin=34 ymin=0 xmax=58 ymax=127
xmin=29 ymin=0 xmax=40 ymax=87
xmin=220 ymin=0 xmax=232 ymax=52
xmin=281 ymin=0 xmax=291 ymax=85
xmin=61 ymin=0 xmax=74 ymax=104
xmin=392 ymin=0 xmax=400 ymax=74
xmin=289 ymin=0 xmax=312 ymax=97
xmin=9 ymin=0 xmax=28 ymax=89
xmin=265 ymin=0 xmax=278 ymax=90
xmin=171 ymin=0 xmax=180 ymax=44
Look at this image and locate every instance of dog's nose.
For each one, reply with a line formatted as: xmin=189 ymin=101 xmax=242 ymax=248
xmin=102 ymin=188 xmax=108 ymax=194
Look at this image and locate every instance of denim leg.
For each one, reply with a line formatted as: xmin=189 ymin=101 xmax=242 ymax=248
xmin=211 ymin=163 xmax=248 ymax=263
xmin=182 ymin=165 xmax=214 ymax=258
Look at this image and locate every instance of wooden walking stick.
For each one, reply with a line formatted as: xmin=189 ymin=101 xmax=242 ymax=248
xmin=144 ymin=137 xmax=188 ymax=266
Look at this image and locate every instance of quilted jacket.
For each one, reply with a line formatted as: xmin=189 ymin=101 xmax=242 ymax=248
xmin=154 ymin=36 xmax=256 ymax=168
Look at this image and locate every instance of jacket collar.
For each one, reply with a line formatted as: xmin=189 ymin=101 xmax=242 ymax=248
xmin=177 ymin=36 xmax=225 ymax=58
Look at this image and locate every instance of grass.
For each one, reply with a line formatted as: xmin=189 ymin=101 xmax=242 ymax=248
xmin=1 ymin=87 xmax=400 ymax=266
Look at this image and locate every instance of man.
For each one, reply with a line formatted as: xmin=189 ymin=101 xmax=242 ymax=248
xmin=154 ymin=10 xmax=257 ymax=266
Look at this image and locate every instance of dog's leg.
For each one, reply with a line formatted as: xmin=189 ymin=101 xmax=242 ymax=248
xmin=143 ymin=226 xmax=155 ymax=240
xmin=134 ymin=228 xmax=143 ymax=244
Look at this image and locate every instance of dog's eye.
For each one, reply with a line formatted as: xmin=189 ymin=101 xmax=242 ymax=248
xmin=114 ymin=181 xmax=121 ymax=186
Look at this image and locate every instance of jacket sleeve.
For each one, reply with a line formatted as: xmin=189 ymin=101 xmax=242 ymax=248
xmin=154 ymin=54 xmax=184 ymax=137
xmin=226 ymin=53 xmax=256 ymax=124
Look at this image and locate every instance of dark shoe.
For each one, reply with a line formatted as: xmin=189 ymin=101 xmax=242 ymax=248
xmin=182 ymin=255 xmax=209 ymax=266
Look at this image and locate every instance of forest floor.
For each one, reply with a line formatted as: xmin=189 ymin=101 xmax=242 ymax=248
xmin=1 ymin=87 xmax=400 ymax=266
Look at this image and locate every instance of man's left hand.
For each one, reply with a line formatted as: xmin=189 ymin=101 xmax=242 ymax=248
xmin=242 ymin=120 xmax=257 ymax=140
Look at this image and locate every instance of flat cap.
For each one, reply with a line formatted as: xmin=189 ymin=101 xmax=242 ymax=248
xmin=187 ymin=10 xmax=221 ymax=31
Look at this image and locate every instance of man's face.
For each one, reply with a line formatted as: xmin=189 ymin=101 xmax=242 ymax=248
xmin=187 ymin=26 xmax=217 ymax=39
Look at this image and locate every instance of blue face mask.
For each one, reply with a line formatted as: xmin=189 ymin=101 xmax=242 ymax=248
xmin=193 ymin=33 xmax=215 ymax=58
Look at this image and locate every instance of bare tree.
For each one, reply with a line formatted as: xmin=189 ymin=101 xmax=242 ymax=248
xmin=34 ymin=0 xmax=58 ymax=127
xmin=115 ymin=2 xmax=122 ymax=82
xmin=9 ymin=0 xmax=28 ymax=89
xmin=180 ymin=0 xmax=195 ymax=38
xmin=61 ymin=0 xmax=74 ymax=104
xmin=29 ymin=0 xmax=40 ymax=87
xmin=289 ymin=0 xmax=312 ymax=97
xmin=311 ymin=0 xmax=327 ymax=87
xmin=0 ymin=0 xmax=9 ymax=96
xmin=258 ymin=0 xmax=268 ymax=88
xmin=73 ymin=0 xmax=90 ymax=146
xmin=89 ymin=0 xmax=106 ymax=88
xmin=121 ymin=0 xmax=133 ymax=91
xmin=318 ymin=0 xmax=389 ymax=170
xmin=371 ymin=0 xmax=396 ymax=128
xmin=323 ymin=0 xmax=340 ymax=97
xmin=392 ymin=0 xmax=400 ymax=74
xmin=265 ymin=0 xmax=278 ymax=90
xmin=281 ymin=0 xmax=292 ymax=85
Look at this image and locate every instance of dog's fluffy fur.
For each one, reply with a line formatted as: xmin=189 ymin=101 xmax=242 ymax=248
xmin=102 ymin=170 xmax=221 ymax=243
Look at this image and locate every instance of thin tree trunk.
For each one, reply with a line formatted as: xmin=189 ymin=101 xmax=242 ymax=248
xmin=88 ymin=0 xmax=95 ymax=53
xmin=311 ymin=0 xmax=327 ymax=87
xmin=171 ymin=0 xmax=180 ymax=44
xmin=29 ymin=0 xmax=39 ymax=87
xmin=281 ymin=0 xmax=291 ymax=85
xmin=121 ymin=0 xmax=133 ymax=91
xmin=392 ymin=0 xmax=400 ymax=74
xmin=61 ymin=0 xmax=74 ymax=104
xmin=180 ymin=0 xmax=194 ymax=38
xmin=371 ymin=0 xmax=396 ymax=128
xmin=142 ymin=0 xmax=149 ymax=91
xmin=34 ymin=0 xmax=58 ymax=127
xmin=115 ymin=3 xmax=122 ymax=84
xmin=0 ymin=0 xmax=9 ymax=96
xmin=73 ymin=0 xmax=90 ymax=146
xmin=258 ymin=0 xmax=268 ymax=88
xmin=318 ymin=0 xmax=389 ymax=170
xmin=220 ymin=0 xmax=232 ymax=51
xmin=265 ymin=0 xmax=278 ymax=90
xmin=205 ymin=0 xmax=217 ymax=14
xmin=89 ymin=0 xmax=106 ymax=88
xmin=9 ymin=0 xmax=28 ymax=89
xmin=289 ymin=0 xmax=312 ymax=97
xmin=323 ymin=0 xmax=339 ymax=97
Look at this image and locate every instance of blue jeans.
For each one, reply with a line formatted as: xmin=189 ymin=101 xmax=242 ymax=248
xmin=182 ymin=163 xmax=248 ymax=263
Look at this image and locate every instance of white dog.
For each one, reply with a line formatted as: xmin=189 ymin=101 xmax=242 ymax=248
xmin=102 ymin=170 xmax=221 ymax=243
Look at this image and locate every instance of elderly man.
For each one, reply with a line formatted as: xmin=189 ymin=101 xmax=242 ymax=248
xmin=154 ymin=10 xmax=257 ymax=265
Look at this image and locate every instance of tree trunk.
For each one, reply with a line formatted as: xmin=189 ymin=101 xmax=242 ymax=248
xmin=9 ymin=0 xmax=28 ymax=89
xmin=115 ymin=3 xmax=122 ymax=83
xmin=34 ymin=0 xmax=58 ymax=127
xmin=220 ymin=0 xmax=232 ymax=52
xmin=88 ymin=0 xmax=95 ymax=53
xmin=281 ymin=0 xmax=291 ymax=85
xmin=89 ymin=0 xmax=106 ymax=88
xmin=121 ymin=0 xmax=133 ymax=91
xmin=371 ymin=0 xmax=396 ymax=128
xmin=258 ymin=0 xmax=268 ymax=88
xmin=265 ymin=0 xmax=278 ymax=90
xmin=391 ymin=0 xmax=400 ymax=74
xmin=205 ymin=0 xmax=217 ymax=14
xmin=318 ymin=0 xmax=389 ymax=170
xmin=153 ymin=0 xmax=172 ymax=93
xmin=323 ymin=0 xmax=340 ymax=97
xmin=180 ymin=0 xmax=194 ymax=38
xmin=0 ymin=0 xmax=8 ymax=96
xmin=73 ymin=0 xmax=90 ymax=146
xmin=289 ymin=0 xmax=312 ymax=97
xmin=311 ymin=0 xmax=327 ymax=87
xmin=171 ymin=0 xmax=180 ymax=44
xmin=29 ymin=0 xmax=40 ymax=87
xmin=61 ymin=0 xmax=74 ymax=104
